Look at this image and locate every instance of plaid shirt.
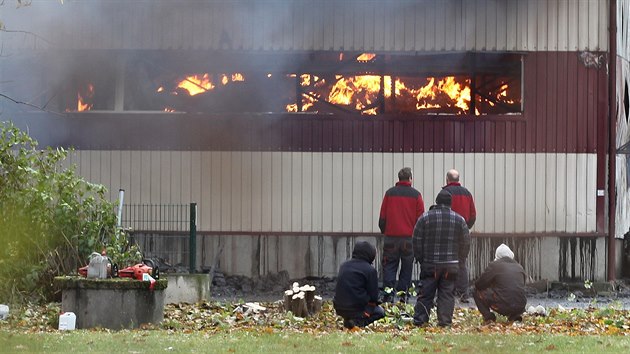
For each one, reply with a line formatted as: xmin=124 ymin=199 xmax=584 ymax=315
xmin=412 ymin=205 xmax=470 ymax=264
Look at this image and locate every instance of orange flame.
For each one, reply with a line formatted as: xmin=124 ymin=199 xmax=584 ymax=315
xmin=356 ymin=53 xmax=376 ymax=62
xmin=177 ymin=74 xmax=214 ymax=95
xmin=77 ymin=84 xmax=94 ymax=112
xmin=163 ymin=107 xmax=176 ymax=112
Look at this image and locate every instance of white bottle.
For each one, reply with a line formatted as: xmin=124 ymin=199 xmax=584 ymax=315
xmin=58 ymin=312 xmax=76 ymax=330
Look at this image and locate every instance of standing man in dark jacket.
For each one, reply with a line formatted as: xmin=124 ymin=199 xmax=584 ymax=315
xmin=442 ymin=169 xmax=476 ymax=303
xmin=333 ymin=241 xmax=385 ymax=329
xmin=378 ymin=167 xmax=425 ymax=302
xmin=412 ymin=190 xmax=470 ymax=327
xmin=474 ymin=244 xmax=527 ymax=323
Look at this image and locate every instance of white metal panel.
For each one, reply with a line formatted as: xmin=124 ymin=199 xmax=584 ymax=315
xmin=576 ymin=153 xmax=588 ymax=232
xmin=241 ymin=152 xmax=252 ymax=232
xmin=555 ymin=154 xmax=568 ymax=231
xmin=557 ymin=0 xmax=569 ymax=51
xmin=352 ymin=153 xmax=363 ymax=232
xmin=260 ymin=152 xmax=273 ymax=231
xmin=138 ymin=151 xmax=151 ymax=204
xmin=129 ymin=151 xmax=142 ymax=204
xmin=578 ymin=0 xmax=590 ymax=50
xmin=534 ymin=154 xmax=546 ymax=232
xmin=271 ymin=152 xmax=283 ymax=231
xmin=547 ymin=0 xmax=559 ymax=51
xmin=250 ymin=151 xmax=263 ymax=232
xmin=210 ymin=152 xmax=223 ymax=230
xmin=435 ymin=0 xmax=447 ymax=51
xmin=331 ymin=153 xmax=344 ymax=232
xmin=505 ymin=0 xmax=517 ymax=50
xmin=545 ymin=154 xmax=557 ymax=231
xmin=513 ymin=154 xmax=526 ymax=232
xmin=199 ymin=152 xmax=212 ymax=231
xmin=536 ymin=0 xmax=548 ymax=51
xmin=321 ymin=153 xmax=334 ymax=231
xmin=568 ymin=0 xmax=579 ymax=50
xmin=71 ymin=151 xmax=598 ymax=235
xmin=565 ymin=154 xmax=577 ymax=233
xmin=311 ymin=153 xmax=323 ymax=232
xmin=586 ymin=154 xmax=597 ymax=232
xmin=486 ymin=0 xmax=498 ymax=50
xmin=291 ymin=152 xmax=302 ymax=232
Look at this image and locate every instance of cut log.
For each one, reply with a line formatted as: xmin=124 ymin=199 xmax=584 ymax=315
xmin=290 ymin=291 xmax=309 ymax=318
xmin=311 ymin=295 xmax=323 ymax=314
xmin=283 ymin=290 xmax=293 ymax=312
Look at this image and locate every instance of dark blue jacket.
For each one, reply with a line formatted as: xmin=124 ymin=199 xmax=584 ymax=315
xmin=333 ymin=242 xmax=379 ymax=317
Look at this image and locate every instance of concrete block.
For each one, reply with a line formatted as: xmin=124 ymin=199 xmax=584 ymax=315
xmin=165 ymin=274 xmax=211 ymax=304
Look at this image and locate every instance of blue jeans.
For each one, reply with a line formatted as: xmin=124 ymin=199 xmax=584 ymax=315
xmin=382 ymin=237 xmax=414 ymax=294
xmin=413 ymin=263 xmax=459 ymax=326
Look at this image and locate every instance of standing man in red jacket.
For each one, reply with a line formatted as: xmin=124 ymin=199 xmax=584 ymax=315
xmin=442 ymin=169 xmax=476 ymax=303
xmin=379 ymin=167 xmax=425 ymax=303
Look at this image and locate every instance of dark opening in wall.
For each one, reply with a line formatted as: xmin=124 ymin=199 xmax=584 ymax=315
xmin=624 ymin=80 xmax=629 ymax=122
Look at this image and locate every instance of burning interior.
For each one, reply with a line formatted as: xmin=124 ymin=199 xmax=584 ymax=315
xmin=56 ymin=52 xmax=522 ymax=116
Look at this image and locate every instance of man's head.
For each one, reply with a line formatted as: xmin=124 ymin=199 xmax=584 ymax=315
xmin=398 ymin=167 xmax=413 ymax=181
xmin=446 ymin=169 xmax=460 ymax=183
xmin=494 ymin=243 xmax=514 ymax=261
xmin=352 ymin=241 xmax=376 ymax=264
xmin=435 ymin=190 xmax=452 ymax=206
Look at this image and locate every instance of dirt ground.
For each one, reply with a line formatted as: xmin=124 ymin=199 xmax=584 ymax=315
xmin=209 ymin=271 xmax=630 ymax=310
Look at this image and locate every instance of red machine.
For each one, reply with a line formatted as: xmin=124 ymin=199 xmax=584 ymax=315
xmin=117 ymin=262 xmax=159 ymax=281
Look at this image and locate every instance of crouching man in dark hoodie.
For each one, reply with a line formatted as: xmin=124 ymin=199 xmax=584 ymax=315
xmin=473 ymin=243 xmax=527 ymax=323
xmin=333 ymin=241 xmax=385 ymax=329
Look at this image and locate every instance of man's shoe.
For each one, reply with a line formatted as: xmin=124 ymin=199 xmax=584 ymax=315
xmin=482 ymin=313 xmax=497 ymax=325
xmin=508 ymin=315 xmax=523 ymax=322
xmin=343 ymin=319 xmax=355 ymax=329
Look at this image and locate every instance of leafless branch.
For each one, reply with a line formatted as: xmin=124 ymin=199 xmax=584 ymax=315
xmin=0 ymin=28 xmax=50 ymax=44
xmin=0 ymin=92 xmax=65 ymax=116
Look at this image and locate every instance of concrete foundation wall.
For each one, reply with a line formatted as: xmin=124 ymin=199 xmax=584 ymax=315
xmin=202 ymin=235 xmax=610 ymax=282
xmin=165 ymin=274 xmax=211 ymax=304
xmin=61 ymin=288 xmax=165 ymax=329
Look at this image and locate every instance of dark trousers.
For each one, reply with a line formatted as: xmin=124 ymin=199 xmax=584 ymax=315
xmin=413 ymin=263 xmax=459 ymax=326
xmin=338 ymin=304 xmax=385 ymax=327
xmin=382 ymin=237 xmax=414 ymax=293
xmin=455 ymin=258 xmax=469 ymax=297
xmin=473 ymin=288 xmax=524 ymax=321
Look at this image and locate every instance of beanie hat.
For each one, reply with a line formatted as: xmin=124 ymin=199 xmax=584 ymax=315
xmin=435 ymin=190 xmax=452 ymax=206
xmin=494 ymin=243 xmax=514 ymax=260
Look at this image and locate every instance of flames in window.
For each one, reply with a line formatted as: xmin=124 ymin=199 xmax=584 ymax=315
xmin=156 ymin=73 xmax=246 ymax=110
xmin=67 ymin=83 xmax=95 ymax=112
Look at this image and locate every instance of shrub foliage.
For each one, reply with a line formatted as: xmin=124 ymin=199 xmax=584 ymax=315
xmin=0 ymin=123 xmax=140 ymax=303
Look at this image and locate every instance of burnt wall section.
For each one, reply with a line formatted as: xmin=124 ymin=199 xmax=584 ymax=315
xmin=197 ymin=235 xmax=608 ymax=282
xmin=9 ymin=52 xmax=607 ymax=154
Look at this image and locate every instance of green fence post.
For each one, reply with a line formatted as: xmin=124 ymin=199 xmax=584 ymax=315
xmin=189 ymin=203 xmax=197 ymax=273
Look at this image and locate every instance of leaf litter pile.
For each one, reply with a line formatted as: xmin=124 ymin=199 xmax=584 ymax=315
xmin=1 ymin=300 xmax=629 ymax=335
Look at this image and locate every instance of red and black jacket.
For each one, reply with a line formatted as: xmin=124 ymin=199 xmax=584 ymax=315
xmin=378 ymin=181 xmax=425 ymax=237
xmin=442 ymin=182 xmax=476 ymax=229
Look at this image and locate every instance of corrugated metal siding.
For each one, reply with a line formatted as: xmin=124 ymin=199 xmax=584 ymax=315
xmin=66 ymin=151 xmax=598 ymax=235
xmin=1 ymin=0 xmax=609 ymax=52
xmin=615 ymin=0 xmax=630 ymax=238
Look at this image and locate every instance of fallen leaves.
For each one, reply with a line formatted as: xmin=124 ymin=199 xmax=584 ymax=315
xmin=1 ymin=301 xmax=629 ymax=337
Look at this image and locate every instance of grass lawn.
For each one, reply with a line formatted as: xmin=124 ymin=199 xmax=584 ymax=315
xmin=1 ymin=331 xmax=629 ymax=353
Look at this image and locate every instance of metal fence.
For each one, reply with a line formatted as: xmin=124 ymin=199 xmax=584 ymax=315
xmin=121 ymin=203 xmax=197 ymax=273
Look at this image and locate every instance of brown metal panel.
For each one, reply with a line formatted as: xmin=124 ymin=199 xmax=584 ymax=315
xmin=546 ymin=52 xmax=558 ymax=153
xmin=434 ymin=121 xmax=445 ymax=152
xmin=414 ymin=120 xmax=424 ymax=152
xmin=514 ymin=121 xmax=525 ymax=153
xmin=393 ymin=121 xmax=404 ymax=152
xmin=363 ymin=120 xmax=373 ymax=152
xmin=523 ymin=54 xmax=536 ymax=152
xmin=587 ymin=67 xmax=598 ymax=152
xmin=383 ymin=120 xmax=394 ymax=152
xmin=342 ymin=120 xmax=353 ymax=151
xmin=423 ymin=121 xmax=435 ymax=152
xmin=576 ymin=55 xmax=589 ymax=153
xmin=333 ymin=120 xmax=343 ymax=152
xmin=464 ymin=121 xmax=475 ymax=153
xmin=403 ymin=120 xmax=414 ymax=152
xmin=596 ymin=65 xmax=608 ymax=232
xmin=302 ymin=120 xmax=313 ymax=152
xmin=352 ymin=120 xmax=363 ymax=152
xmin=535 ymin=52 xmax=548 ymax=152
xmin=556 ymin=52 xmax=568 ymax=153
xmin=452 ymin=120 xmax=464 ymax=153
xmin=323 ymin=120 xmax=333 ymax=152
xmin=485 ymin=121 xmax=496 ymax=152
xmin=312 ymin=119 xmax=323 ymax=152
xmin=443 ymin=120 xmax=454 ymax=152
xmin=565 ymin=52 xmax=578 ymax=152
xmin=373 ymin=120 xmax=384 ymax=152
xmin=495 ymin=121 xmax=507 ymax=153
xmin=474 ymin=120 xmax=485 ymax=152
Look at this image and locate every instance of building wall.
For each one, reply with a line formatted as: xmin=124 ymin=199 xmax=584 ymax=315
xmin=0 ymin=0 xmax=609 ymax=53
xmin=616 ymin=0 xmax=630 ymax=239
xmin=64 ymin=150 xmax=598 ymax=236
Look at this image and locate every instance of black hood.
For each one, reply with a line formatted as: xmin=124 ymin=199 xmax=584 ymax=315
xmin=352 ymin=241 xmax=376 ymax=264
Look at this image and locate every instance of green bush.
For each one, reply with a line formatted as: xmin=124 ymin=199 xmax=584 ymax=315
xmin=0 ymin=122 xmax=140 ymax=303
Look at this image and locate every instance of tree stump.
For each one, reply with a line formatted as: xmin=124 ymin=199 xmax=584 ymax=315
xmin=283 ymin=283 xmax=322 ymax=318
